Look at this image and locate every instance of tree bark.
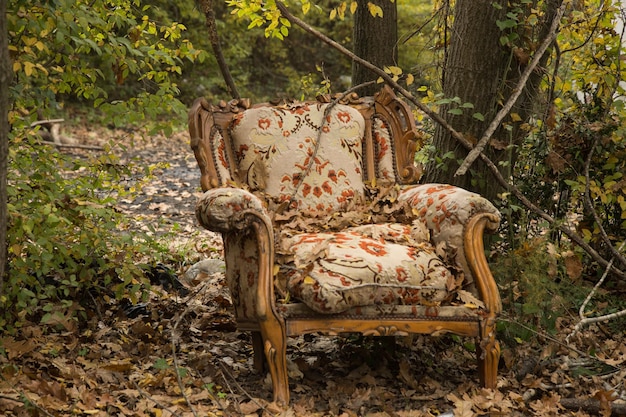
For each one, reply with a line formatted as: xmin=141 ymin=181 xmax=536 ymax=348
xmin=0 ymin=0 xmax=11 ymax=292
xmin=423 ymin=0 xmax=561 ymax=202
xmin=352 ymin=0 xmax=397 ymax=97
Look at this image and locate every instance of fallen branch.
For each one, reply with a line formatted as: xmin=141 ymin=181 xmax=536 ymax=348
xmin=30 ymin=118 xmax=65 ymax=127
xmin=217 ymin=362 xmax=273 ymax=415
xmin=171 ymin=300 xmax=200 ymax=417
xmin=30 ymin=119 xmax=103 ymax=149
xmin=560 ymin=397 xmax=626 ymax=416
xmin=275 ymin=0 xmax=626 ymax=282
xmin=49 ymin=142 xmax=104 ymax=150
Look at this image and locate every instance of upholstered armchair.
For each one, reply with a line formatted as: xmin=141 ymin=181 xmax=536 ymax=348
xmin=188 ymin=86 xmax=502 ymax=405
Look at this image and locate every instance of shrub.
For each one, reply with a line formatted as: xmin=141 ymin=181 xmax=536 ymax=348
xmin=2 ymin=130 xmax=167 ymax=332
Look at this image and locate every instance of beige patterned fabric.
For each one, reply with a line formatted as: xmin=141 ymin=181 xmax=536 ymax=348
xmin=280 ymin=226 xmax=456 ymax=314
xmin=196 ymin=104 xmax=501 ymax=316
xmin=208 ymin=129 xmax=234 ymax=185
xmin=230 ymin=103 xmax=365 ymax=213
xmin=373 ymin=117 xmax=396 ymax=182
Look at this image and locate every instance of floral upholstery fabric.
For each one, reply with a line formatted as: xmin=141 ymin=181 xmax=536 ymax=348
xmin=230 ymin=103 xmax=366 ymax=213
xmin=208 ymin=129 xmax=234 ymax=185
xmin=195 ymin=188 xmax=268 ymax=234
xmin=398 ymin=184 xmax=501 ymax=286
xmin=279 ymin=224 xmax=457 ymax=314
xmin=373 ymin=117 xmax=396 ymax=182
xmin=196 ymin=104 xmax=501 ymax=316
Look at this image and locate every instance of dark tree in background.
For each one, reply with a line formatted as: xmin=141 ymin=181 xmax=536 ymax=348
xmin=423 ymin=0 xmax=562 ymax=202
xmin=352 ymin=0 xmax=397 ymax=96
xmin=0 ymin=0 xmax=11 ymax=291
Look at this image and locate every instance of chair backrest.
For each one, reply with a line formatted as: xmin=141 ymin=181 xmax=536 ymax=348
xmin=189 ymin=86 xmax=423 ymax=213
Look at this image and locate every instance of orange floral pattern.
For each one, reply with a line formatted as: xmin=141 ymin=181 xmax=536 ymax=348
xmin=373 ymin=117 xmax=396 ymax=182
xmin=196 ymin=102 xmax=501 ymax=317
xmin=280 ymin=228 xmax=454 ymax=314
xmin=230 ymin=103 xmax=365 ymax=213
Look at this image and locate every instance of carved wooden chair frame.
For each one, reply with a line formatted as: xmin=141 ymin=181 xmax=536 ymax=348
xmin=188 ymin=86 xmax=501 ymax=405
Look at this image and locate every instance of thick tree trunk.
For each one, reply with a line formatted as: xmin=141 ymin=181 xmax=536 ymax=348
xmin=424 ymin=0 xmax=561 ymax=202
xmin=423 ymin=0 xmax=509 ymax=200
xmin=352 ymin=0 xmax=397 ymax=97
xmin=0 ymin=0 xmax=10 ymax=292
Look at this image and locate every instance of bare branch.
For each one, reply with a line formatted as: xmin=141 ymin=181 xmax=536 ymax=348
xmin=566 ymin=240 xmax=626 ymax=343
xmin=274 ymin=1 xmax=472 ymax=152
xmin=198 ymin=0 xmax=240 ymax=99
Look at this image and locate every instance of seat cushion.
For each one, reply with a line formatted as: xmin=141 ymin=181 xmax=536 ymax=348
xmin=278 ymin=222 xmax=460 ymax=314
xmin=230 ymin=103 xmax=366 ymax=213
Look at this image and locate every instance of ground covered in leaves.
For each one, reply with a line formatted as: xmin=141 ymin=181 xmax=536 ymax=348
xmin=1 ymin=124 xmax=626 ymax=417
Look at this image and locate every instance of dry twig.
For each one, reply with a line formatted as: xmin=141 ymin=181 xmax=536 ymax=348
xmin=566 ymin=240 xmax=626 ymax=343
xmin=133 ymin=381 xmax=184 ymax=417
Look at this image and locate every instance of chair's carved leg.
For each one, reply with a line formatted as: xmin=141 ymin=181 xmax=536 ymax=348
xmin=477 ymin=318 xmax=500 ymax=388
xmin=251 ymin=331 xmax=265 ymax=372
xmin=260 ymin=322 xmax=289 ymax=405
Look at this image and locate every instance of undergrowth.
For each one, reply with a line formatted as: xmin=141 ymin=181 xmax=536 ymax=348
xmin=2 ymin=128 xmax=171 ymax=333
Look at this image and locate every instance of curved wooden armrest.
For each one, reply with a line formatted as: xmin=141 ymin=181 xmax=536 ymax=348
xmin=465 ymin=212 xmax=502 ymax=315
xmin=195 ymin=188 xmax=271 ymax=234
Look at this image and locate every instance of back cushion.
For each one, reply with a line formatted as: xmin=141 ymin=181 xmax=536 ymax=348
xmin=230 ymin=103 xmax=366 ymax=213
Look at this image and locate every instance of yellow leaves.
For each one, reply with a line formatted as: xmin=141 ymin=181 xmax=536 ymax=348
xmin=376 ymin=65 xmax=414 ymax=87
xmin=14 ymin=60 xmax=49 ymax=77
xmin=329 ymin=1 xmax=357 ymax=20
xmin=330 ymin=2 xmax=347 ymax=20
xmin=367 ymin=2 xmax=383 ymax=17
xmin=385 ymin=65 xmax=402 ymax=77
xmin=22 ymin=36 xmax=47 ymax=52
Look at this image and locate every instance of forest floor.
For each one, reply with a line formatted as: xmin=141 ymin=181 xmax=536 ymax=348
xmin=1 ymin=123 xmax=626 ymax=417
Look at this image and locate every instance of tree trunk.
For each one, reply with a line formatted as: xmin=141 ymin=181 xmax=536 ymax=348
xmin=423 ymin=0 xmax=561 ymax=202
xmin=0 ymin=0 xmax=10 ymax=292
xmin=352 ymin=0 xmax=397 ymax=97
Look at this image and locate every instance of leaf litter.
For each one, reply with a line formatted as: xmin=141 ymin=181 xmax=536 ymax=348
xmin=1 ymin=124 xmax=625 ymax=416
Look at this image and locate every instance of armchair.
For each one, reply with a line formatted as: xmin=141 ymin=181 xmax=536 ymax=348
xmin=189 ymin=86 xmax=502 ymax=405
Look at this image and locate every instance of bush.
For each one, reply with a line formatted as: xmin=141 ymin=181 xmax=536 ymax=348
xmin=1 ymin=130 xmax=168 ymax=332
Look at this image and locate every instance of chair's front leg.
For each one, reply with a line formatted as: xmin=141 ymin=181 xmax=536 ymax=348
xmin=477 ymin=317 xmax=500 ymax=389
xmin=260 ymin=319 xmax=289 ymax=405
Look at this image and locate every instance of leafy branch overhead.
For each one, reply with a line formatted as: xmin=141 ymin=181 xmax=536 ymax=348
xmin=8 ymin=0 xmax=206 ymax=129
xmin=227 ymin=0 xmax=386 ymax=39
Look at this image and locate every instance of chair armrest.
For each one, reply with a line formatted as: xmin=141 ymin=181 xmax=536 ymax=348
xmin=195 ymin=188 xmax=271 ymax=233
xmin=399 ymin=183 xmax=500 ymax=240
xmin=399 ymin=183 xmax=501 ymax=312
xmin=196 ymin=188 xmax=279 ymax=322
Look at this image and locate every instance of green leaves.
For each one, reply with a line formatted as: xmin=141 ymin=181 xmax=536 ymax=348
xmin=8 ymin=0 xmax=201 ymax=125
xmin=1 ymin=133 xmax=167 ymax=332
